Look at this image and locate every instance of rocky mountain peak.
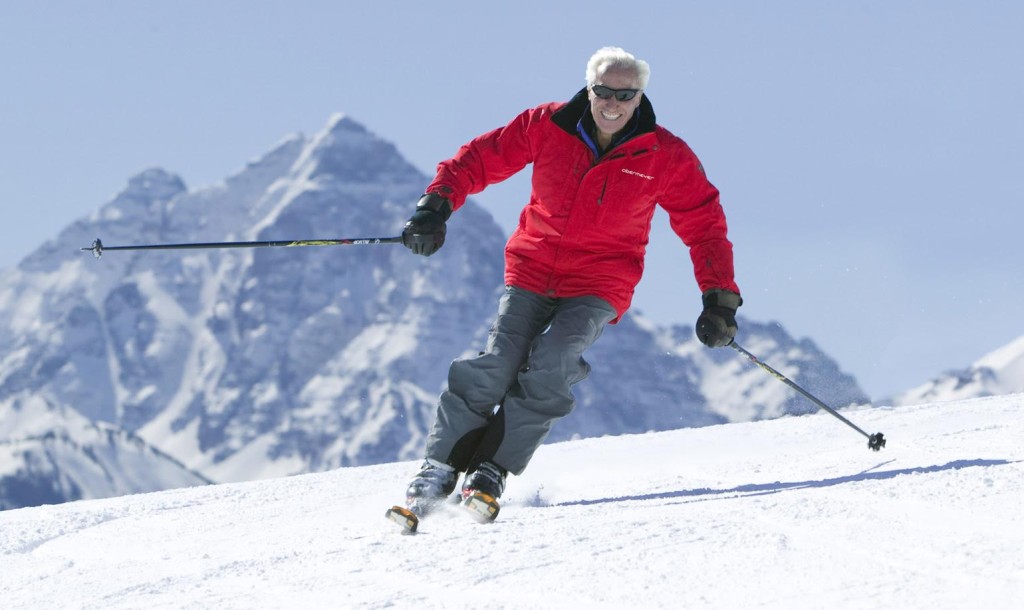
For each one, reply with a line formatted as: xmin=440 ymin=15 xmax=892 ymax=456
xmin=121 ymin=168 xmax=187 ymax=203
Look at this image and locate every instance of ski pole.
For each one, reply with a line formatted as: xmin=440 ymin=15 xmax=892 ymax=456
xmin=730 ymin=341 xmax=886 ymax=451
xmin=81 ymin=236 xmax=404 ymax=258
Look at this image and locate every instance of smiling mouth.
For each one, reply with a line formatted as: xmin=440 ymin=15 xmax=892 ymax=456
xmin=600 ymin=111 xmax=622 ymax=121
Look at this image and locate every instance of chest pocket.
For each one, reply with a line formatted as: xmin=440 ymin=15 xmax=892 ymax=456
xmin=592 ymin=154 xmax=661 ymax=241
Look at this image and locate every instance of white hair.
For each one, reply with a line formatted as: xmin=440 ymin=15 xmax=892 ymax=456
xmin=585 ymin=47 xmax=650 ymax=90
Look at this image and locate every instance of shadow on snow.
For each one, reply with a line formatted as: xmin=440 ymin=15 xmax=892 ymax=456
xmin=549 ymin=458 xmax=1016 ymax=508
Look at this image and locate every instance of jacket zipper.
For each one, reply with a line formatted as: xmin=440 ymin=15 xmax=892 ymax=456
xmin=593 ymin=152 xmax=626 ymax=206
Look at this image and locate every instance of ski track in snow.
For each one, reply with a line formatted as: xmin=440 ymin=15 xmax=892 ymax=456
xmin=2 ymin=395 xmax=1023 ymax=609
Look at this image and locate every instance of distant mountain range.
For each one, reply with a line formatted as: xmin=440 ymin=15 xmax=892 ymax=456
xmin=0 ymin=394 xmax=209 ymax=510
xmin=2 ymin=113 xmax=879 ymax=509
xmin=893 ymin=335 xmax=1024 ymax=405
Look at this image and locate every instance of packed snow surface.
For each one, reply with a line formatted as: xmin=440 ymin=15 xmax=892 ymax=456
xmin=2 ymin=395 xmax=1022 ymax=609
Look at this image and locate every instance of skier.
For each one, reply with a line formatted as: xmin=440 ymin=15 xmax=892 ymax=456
xmin=399 ymin=46 xmax=742 ymax=521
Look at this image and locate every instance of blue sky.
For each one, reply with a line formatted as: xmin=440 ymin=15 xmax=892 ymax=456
xmin=2 ymin=1 xmax=1022 ymax=399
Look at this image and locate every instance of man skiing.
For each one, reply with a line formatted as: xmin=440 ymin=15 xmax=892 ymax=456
xmin=397 ymin=46 xmax=742 ymax=524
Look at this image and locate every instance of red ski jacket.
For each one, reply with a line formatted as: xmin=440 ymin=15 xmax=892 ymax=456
xmin=426 ymin=89 xmax=740 ymax=321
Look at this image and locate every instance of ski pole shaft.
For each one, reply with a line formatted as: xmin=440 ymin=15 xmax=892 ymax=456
xmin=81 ymin=236 xmax=404 ymax=258
xmin=730 ymin=341 xmax=885 ymax=451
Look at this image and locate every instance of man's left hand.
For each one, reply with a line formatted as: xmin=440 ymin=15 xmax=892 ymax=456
xmin=696 ymin=289 xmax=742 ymax=347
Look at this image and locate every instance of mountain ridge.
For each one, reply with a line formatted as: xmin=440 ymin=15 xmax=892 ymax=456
xmin=894 ymin=334 xmax=1024 ymax=405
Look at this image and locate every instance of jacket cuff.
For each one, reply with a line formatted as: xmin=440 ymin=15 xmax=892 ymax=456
xmin=416 ymin=192 xmax=453 ymax=221
xmin=702 ymin=289 xmax=742 ymax=311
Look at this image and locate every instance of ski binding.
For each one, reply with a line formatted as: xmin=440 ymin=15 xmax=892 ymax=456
xmin=385 ymin=505 xmax=420 ymax=535
xmin=462 ymin=492 xmax=500 ymax=523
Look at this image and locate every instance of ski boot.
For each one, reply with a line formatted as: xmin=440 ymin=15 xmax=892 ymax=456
xmin=386 ymin=459 xmax=458 ymax=534
xmin=460 ymin=461 xmax=506 ymax=523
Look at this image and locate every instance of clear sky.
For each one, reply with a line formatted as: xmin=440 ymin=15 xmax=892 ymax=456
xmin=2 ymin=1 xmax=1022 ymax=399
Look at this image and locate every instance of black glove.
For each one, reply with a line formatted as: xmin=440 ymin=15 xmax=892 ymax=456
xmin=695 ymin=289 xmax=742 ymax=347
xmin=402 ymin=193 xmax=453 ymax=257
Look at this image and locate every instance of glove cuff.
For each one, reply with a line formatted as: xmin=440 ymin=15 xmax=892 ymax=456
xmin=702 ymin=289 xmax=742 ymax=311
xmin=416 ymin=193 xmax=453 ymax=221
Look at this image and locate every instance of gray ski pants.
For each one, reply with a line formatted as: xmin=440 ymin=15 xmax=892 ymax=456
xmin=424 ymin=285 xmax=617 ymax=476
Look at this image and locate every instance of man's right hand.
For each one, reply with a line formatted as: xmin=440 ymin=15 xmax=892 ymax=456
xmin=402 ymin=193 xmax=453 ymax=257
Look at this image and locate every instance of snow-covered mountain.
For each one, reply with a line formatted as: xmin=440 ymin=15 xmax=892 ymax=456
xmin=2 ymin=395 xmax=1021 ymax=609
xmin=0 ymin=394 xmax=209 ymax=510
xmin=0 ymin=113 xmax=868 ymax=510
xmin=893 ymin=334 xmax=1024 ymax=405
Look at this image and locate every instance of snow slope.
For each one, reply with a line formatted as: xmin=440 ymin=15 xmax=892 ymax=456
xmin=1 ymin=394 xmax=1021 ymax=609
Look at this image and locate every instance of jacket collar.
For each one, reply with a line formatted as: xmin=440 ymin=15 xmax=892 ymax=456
xmin=552 ymin=87 xmax=658 ymax=151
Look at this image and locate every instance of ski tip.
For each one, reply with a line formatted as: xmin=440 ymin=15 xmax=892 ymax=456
xmin=462 ymin=492 xmax=500 ymax=523
xmin=385 ymin=505 xmax=419 ymax=535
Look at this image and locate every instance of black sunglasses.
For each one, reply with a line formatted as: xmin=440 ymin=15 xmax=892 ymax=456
xmin=591 ymin=84 xmax=640 ymax=102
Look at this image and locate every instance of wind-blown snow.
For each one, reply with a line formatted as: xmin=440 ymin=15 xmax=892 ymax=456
xmin=2 ymin=394 xmax=1021 ymax=609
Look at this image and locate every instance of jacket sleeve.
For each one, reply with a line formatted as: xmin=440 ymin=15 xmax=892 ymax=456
xmin=425 ymin=106 xmax=542 ymax=210
xmin=658 ymin=142 xmax=741 ymax=296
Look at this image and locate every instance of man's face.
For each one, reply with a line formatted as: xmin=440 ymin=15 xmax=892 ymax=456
xmin=588 ymin=67 xmax=643 ymax=139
